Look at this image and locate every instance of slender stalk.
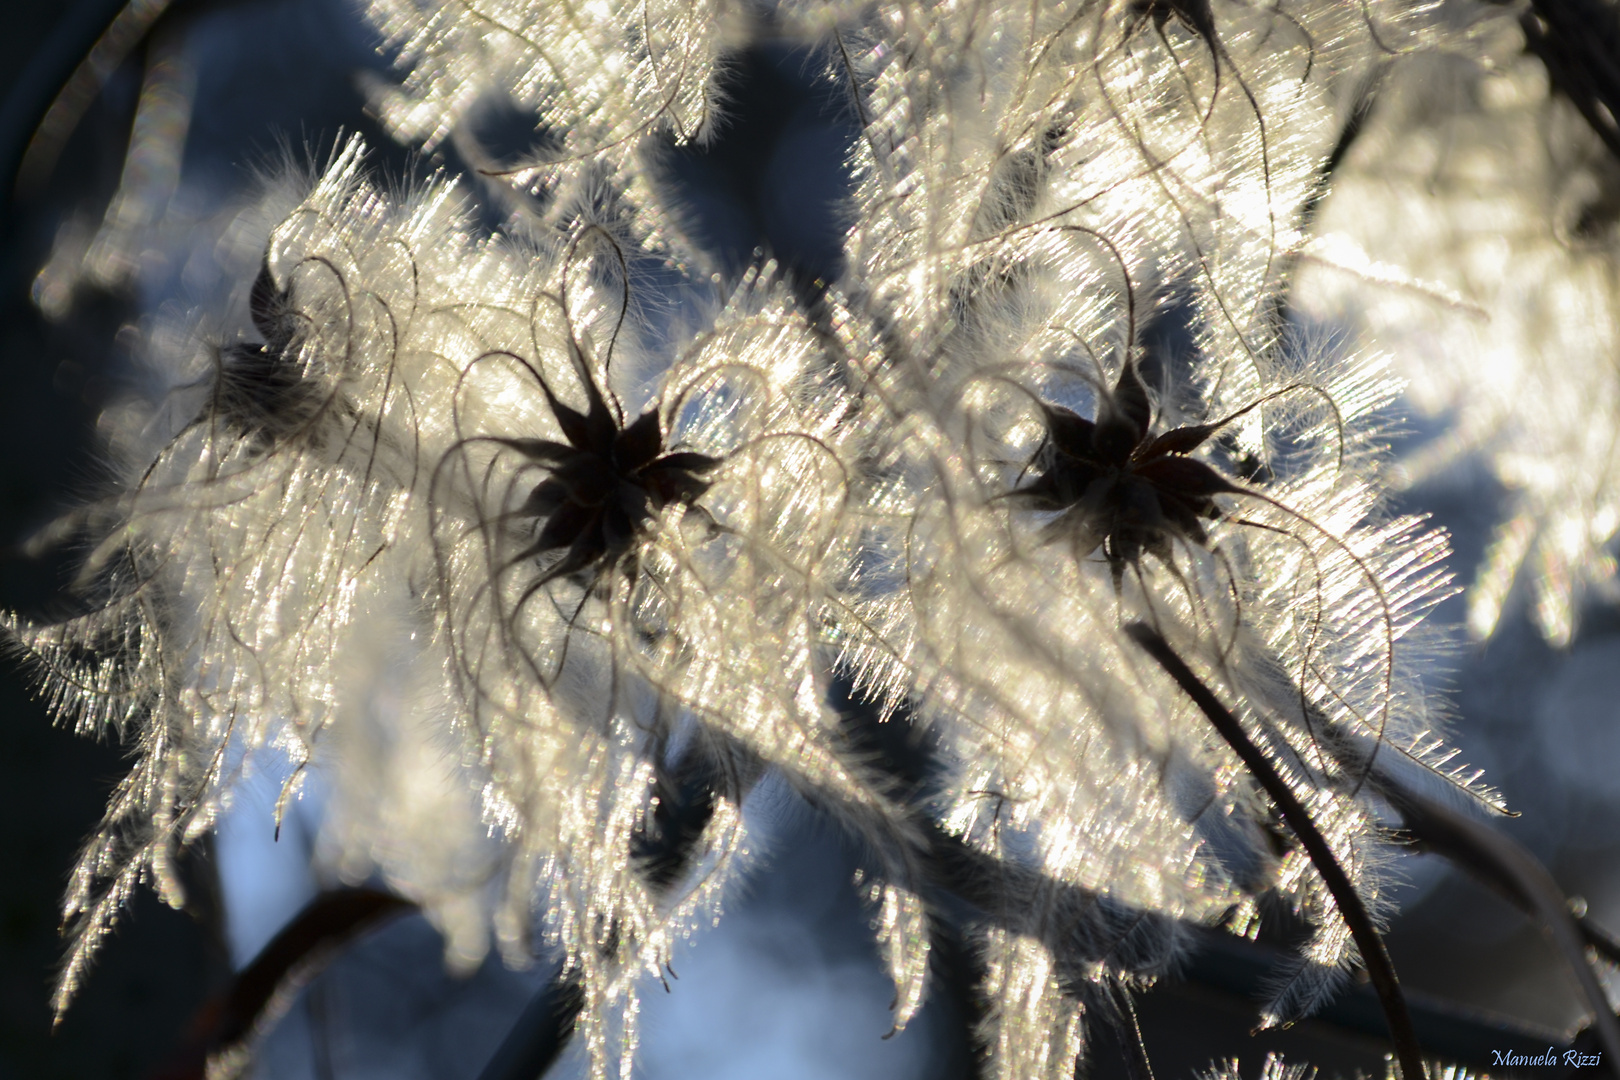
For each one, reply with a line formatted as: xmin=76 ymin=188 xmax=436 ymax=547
xmin=1582 ymin=918 xmax=1620 ymax=969
xmin=12 ymin=0 xmax=183 ymax=199
xmin=153 ymin=887 xmax=413 ymax=1080
xmin=1389 ymin=784 xmax=1620 ymax=1064
xmin=1123 ymin=622 xmax=1425 ymax=1080
xmin=1522 ymin=0 xmax=1620 ymax=163
xmin=1101 ymin=979 xmax=1157 ymax=1080
xmin=476 ymin=965 xmax=586 ymax=1080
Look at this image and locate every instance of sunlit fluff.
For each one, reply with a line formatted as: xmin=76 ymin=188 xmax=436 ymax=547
xmin=838 ymin=0 xmax=1353 ymax=412
xmin=6 ymin=0 xmax=1521 ymax=1077
xmin=1293 ymin=22 xmax=1620 ymax=645
xmin=10 ymin=133 xmax=934 ymax=1078
xmin=817 ymin=2 xmax=1488 ymax=1069
xmin=837 ymin=298 xmax=1482 ymax=1046
xmin=363 ymin=0 xmax=761 ymax=259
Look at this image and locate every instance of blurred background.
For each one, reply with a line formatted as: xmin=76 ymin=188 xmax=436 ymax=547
xmin=2 ymin=2 xmax=1619 ymax=1078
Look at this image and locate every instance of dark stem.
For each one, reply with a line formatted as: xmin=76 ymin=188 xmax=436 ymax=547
xmin=1583 ymin=918 xmax=1620 ymax=969
xmin=1122 ymin=622 xmax=1425 ymax=1080
xmin=475 ymin=964 xmax=586 ymax=1080
xmin=1298 ymin=65 xmax=1383 ymax=234
xmin=1521 ymin=0 xmax=1620 ymax=163
xmin=0 ymin=0 xmax=126 ymax=225
xmin=1100 ymin=979 xmax=1157 ymax=1080
xmin=1388 ymin=784 xmax=1620 ymax=1064
xmin=150 ymin=887 xmax=413 ymax=1080
xmin=1264 ymin=64 xmax=1381 ymax=337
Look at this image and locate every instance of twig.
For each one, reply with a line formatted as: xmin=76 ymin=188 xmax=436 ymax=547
xmin=1123 ymin=622 xmax=1426 ymax=1080
xmin=149 ymin=887 xmax=413 ymax=1080
xmin=1387 ymin=784 xmax=1620 ymax=1065
xmin=14 ymin=0 xmax=179 ymax=199
xmin=1582 ymin=918 xmax=1620 ymax=969
xmin=475 ymin=965 xmax=586 ymax=1080
xmin=1522 ymin=0 xmax=1620 ymax=164
xmin=1103 ymin=979 xmax=1158 ymax=1080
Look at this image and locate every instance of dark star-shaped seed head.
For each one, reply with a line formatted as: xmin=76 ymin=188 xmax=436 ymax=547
xmin=1125 ymin=0 xmax=1219 ymax=46
xmin=1121 ymin=0 xmax=1227 ymax=124
xmin=1010 ymin=358 xmax=1240 ymax=587
xmin=498 ymin=359 xmax=720 ymax=588
xmin=213 ymin=256 xmax=324 ymax=445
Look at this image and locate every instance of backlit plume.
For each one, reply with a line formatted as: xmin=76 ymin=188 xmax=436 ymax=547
xmin=10 ymin=1 xmax=1543 ymax=1078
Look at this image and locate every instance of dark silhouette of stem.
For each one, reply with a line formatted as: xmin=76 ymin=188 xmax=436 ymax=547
xmin=1101 ymin=979 xmax=1157 ymax=1080
xmin=14 ymin=0 xmax=179 ymax=200
xmin=150 ymin=887 xmax=413 ymax=1080
xmin=1123 ymin=622 xmax=1425 ymax=1080
xmin=1521 ymin=0 xmax=1620 ymax=163
xmin=1388 ymin=785 xmax=1620 ymax=1065
xmin=475 ymin=965 xmax=585 ymax=1080
xmin=1582 ymin=918 xmax=1620 ymax=969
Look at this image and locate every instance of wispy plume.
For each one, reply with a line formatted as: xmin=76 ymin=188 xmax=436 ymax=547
xmin=7 ymin=1 xmax=1537 ymax=1077
xmin=1293 ymin=18 xmax=1620 ymax=645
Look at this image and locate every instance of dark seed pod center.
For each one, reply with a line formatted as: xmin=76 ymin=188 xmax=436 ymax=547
xmin=1009 ymin=359 xmax=1239 ymax=583
xmin=508 ymin=401 xmax=720 ymax=587
xmin=211 ymin=257 xmax=325 ymax=446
